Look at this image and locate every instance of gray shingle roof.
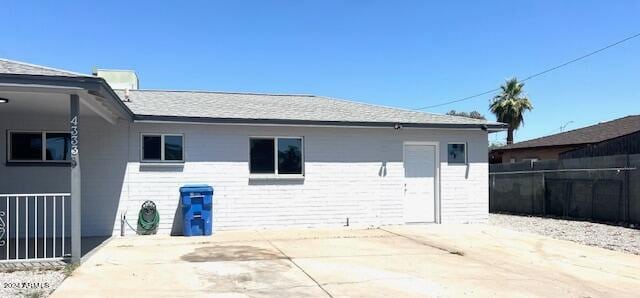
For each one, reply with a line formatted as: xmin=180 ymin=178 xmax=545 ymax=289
xmin=0 ymin=58 xmax=89 ymax=77
xmin=0 ymin=58 xmax=505 ymax=127
xmin=500 ymin=115 xmax=640 ymax=150
xmin=117 ymin=89 xmax=502 ymax=127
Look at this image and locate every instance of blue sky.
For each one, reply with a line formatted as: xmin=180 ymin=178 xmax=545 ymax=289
xmin=2 ymin=1 xmax=639 ymax=143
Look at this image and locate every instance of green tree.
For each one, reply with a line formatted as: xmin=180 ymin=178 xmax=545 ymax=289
xmin=446 ymin=110 xmax=486 ymax=120
xmin=490 ymin=78 xmax=533 ymax=144
xmin=488 ymin=141 xmax=505 ymax=150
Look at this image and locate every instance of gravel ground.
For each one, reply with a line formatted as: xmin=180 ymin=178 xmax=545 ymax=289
xmin=0 ymin=268 xmax=65 ymax=298
xmin=489 ymin=213 xmax=640 ymax=255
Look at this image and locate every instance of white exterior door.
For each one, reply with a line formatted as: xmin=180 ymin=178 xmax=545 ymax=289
xmin=403 ymin=144 xmax=437 ymax=223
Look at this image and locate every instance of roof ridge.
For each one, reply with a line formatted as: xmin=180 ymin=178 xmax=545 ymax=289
xmin=122 ymin=89 xmax=493 ymax=124
xmin=119 ymin=88 xmax=316 ymax=97
xmin=314 ymin=95 xmax=490 ymax=123
xmin=504 ymin=115 xmax=640 ymax=148
xmin=541 ymin=115 xmax=638 ymax=138
xmin=508 ymin=123 xmax=600 ymax=146
xmin=0 ymin=58 xmax=89 ymax=77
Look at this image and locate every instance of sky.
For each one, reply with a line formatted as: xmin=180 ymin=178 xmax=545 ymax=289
xmin=2 ymin=1 xmax=639 ymax=143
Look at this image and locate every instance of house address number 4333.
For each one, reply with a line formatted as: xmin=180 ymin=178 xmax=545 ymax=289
xmin=70 ymin=115 xmax=79 ymax=160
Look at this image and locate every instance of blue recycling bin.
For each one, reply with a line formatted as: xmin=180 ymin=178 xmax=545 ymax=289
xmin=180 ymin=184 xmax=213 ymax=236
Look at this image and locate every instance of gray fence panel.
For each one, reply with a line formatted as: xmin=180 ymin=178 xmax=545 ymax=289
xmin=629 ymin=155 xmax=640 ymax=224
xmin=490 ymin=154 xmax=639 ymax=225
xmin=490 ymin=173 xmax=544 ymax=214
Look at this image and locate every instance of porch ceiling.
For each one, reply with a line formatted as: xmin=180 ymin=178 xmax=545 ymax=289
xmin=0 ymin=88 xmax=123 ymax=124
xmin=0 ymin=91 xmax=79 ymax=115
xmin=0 ymin=72 xmax=133 ymax=123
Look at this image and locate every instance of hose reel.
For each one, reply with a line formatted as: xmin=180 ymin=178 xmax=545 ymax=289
xmin=121 ymin=200 xmax=160 ymax=236
xmin=137 ymin=200 xmax=160 ymax=235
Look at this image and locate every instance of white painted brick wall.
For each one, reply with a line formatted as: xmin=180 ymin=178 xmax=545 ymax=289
xmin=0 ymin=113 xmax=490 ymax=236
xmin=121 ymin=123 xmax=490 ymax=234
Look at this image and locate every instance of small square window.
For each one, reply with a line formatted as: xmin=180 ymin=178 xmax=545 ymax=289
xmin=448 ymin=143 xmax=467 ymax=164
xmin=141 ymin=134 xmax=184 ymax=162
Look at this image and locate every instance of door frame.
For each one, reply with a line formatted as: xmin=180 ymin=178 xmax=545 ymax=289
xmin=402 ymin=141 xmax=441 ymax=224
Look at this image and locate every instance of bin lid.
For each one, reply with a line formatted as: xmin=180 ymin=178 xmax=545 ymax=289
xmin=180 ymin=184 xmax=213 ymax=194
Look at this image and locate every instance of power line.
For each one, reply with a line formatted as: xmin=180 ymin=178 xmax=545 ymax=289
xmin=414 ymin=31 xmax=640 ymax=110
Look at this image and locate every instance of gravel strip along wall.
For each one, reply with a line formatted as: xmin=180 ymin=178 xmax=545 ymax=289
xmin=490 ymin=214 xmax=640 ymax=255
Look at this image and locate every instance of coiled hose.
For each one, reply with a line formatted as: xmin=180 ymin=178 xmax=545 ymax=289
xmin=138 ymin=200 xmax=160 ymax=235
xmin=122 ymin=201 xmax=160 ymax=235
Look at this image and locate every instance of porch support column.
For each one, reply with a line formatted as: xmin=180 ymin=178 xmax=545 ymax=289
xmin=70 ymin=94 xmax=81 ymax=264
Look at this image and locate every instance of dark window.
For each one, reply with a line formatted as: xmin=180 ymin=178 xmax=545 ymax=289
xmin=278 ymin=138 xmax=303 ymax=174
xmin=9 ymin=132 xmax=71 ymax=162
xmin=164 ymin=135 xmax=183 ymax=161
xmin=143 ymin=135 xmax=162 ymax=160
xmin=46 ymin=133 xmax=71 ymax=161
xmin=250 ymin=138 xmax=275 ymax=174
xmin=10 ymin=133 xmax=42 ymax=160
xmin=142 ymin=134 xmax=184 ymax=162
xmin=250 ymin=137 xmax=304 ymax=175
xmin=448 ymin=143 xmax=466 ymax=164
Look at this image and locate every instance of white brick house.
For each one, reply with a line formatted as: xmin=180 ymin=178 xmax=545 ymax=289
xmin=0 ymin=59 xmax=505 ymax=262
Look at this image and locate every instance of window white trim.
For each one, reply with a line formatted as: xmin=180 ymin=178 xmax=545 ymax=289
xmin=447 ymin=142 xmax=468 ymax=165
xmin=7 ymin=130 xmax=71 ymax=163
xmin=248 ymin=136 xmax=305 ymax=177
xmin=140 ymin=133 xmax=185 ymax=163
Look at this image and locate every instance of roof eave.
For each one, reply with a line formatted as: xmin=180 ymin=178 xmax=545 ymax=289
xmin=134 ymin=115 xmax=501 ymax=130
xmin=486 ymin=123 xmax=509 ymax=133
xmin=0 ymin=73 xmax=134 ymax=120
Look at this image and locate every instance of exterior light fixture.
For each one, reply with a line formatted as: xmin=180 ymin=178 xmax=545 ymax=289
xmin=0 ymin=98 xmax=8 ymax=104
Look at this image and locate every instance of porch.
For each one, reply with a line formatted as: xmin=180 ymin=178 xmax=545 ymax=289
xmin=0 ymin=71 xmax=131 ymax=264
xmin=0 ymin=193 xmax=111 ymax=264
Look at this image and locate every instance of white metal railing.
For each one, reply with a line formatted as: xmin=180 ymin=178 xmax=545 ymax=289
xmin=0 ymin=193 xmax=70 ymax=262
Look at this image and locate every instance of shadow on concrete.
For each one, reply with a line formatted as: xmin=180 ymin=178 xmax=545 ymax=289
xmin=0 ymin=236 xmax=110 ymax=261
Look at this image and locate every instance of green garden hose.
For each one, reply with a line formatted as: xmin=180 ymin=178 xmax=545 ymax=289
xmin=137 ymin=200 xmax=160 ymax=235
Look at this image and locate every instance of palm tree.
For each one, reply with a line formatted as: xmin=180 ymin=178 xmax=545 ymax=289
xmin=490 ymin=78 xmax=533 ymax=144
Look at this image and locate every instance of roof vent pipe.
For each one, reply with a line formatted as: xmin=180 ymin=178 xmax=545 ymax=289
xmin=124 ymin=88 xmax=130 ymax=102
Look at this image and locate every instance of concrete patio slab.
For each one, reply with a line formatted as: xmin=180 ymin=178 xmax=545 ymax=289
xmin=52 ymin=224 xmax=640 ymax=297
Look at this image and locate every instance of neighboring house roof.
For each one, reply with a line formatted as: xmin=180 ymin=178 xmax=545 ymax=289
xmin=0 ymin=58 xmax=89 ymax=77
xmin=498 ymin=115 xmax=640 ymax=150
xmin=0 ymin=58 xmax=506 ymax=129
xmin=117 ymin=89 xmax=504 ymax=128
